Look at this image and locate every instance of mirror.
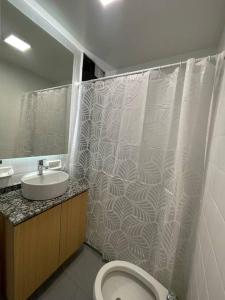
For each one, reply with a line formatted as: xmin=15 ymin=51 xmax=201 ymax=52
xmin=0 ymin=0 xmax=73 ymax=159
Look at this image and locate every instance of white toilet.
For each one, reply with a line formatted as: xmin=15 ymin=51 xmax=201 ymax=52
xmin=94 ymin=261 xmax=169 ymax=300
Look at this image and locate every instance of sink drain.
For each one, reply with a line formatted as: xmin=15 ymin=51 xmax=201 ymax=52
xmin=116 ymin=298 xmax=121 ymax=300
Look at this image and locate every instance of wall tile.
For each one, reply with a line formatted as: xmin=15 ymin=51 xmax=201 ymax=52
xmin=187 ymin=80 xmax=225 ymax=300
xmin=205 ymin=197 xmax=225 ymax=287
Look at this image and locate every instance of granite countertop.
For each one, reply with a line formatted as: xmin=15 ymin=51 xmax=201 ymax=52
xmin=0 ymin=179 xmax=89 ymax=226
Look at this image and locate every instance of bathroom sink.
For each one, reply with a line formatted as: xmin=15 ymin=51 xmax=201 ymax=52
xmin=21 ymin=170 xmax=69 ymax=201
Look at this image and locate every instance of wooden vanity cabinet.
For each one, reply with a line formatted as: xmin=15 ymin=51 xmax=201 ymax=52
xmin=0 ymin=215 xmax=5 ymax=293
xmin=0 ymin=191 xmax=88 ymax=300
xmin=5 ymin=206 xmax=61 ymax=300
xmin=59 ymin=192 xmax=87 ymax=265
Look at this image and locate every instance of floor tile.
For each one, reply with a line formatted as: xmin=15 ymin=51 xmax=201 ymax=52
xmin=33 ymin=272 xmax=90 ymax=300
xmin=63 ymin=245 xmax=105 ymax=296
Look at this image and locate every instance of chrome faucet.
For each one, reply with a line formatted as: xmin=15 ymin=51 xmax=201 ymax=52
xmin=38 ymin=159 xmax=48 ymax=175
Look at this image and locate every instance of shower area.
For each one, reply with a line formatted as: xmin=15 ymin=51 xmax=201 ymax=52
xmin=68 ymin=52 xmax=225 ymax=299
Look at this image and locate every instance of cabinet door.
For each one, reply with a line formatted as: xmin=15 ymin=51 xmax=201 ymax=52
xmin=0 ymin=215 xmax=5 ymax=294
xmin=6 ymin=205 xmax=61 ymax=300
xmin=59 ymin=192 xmax=88 ymax=265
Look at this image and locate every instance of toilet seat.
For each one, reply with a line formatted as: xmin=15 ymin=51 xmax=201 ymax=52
xmin=94 ymin=261 xmax=168 ymax=300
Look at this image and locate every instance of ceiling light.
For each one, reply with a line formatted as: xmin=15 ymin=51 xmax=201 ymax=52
xmin=99 ymin=0 xmax=119 ymax=6
xmin=4 ymin=34 xmax=31 ymax=52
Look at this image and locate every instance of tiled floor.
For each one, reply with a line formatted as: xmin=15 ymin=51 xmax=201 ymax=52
xmin=1 ymin=244 xmax=104 ymax=300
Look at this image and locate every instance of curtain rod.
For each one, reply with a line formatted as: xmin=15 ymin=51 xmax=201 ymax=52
xmin=81 ymin=54 xmax=220 ymax=85
xmin=29 ymin=83 xmax=71 ymax=94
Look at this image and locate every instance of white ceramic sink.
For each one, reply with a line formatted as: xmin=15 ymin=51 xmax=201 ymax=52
xmin=21 ymin=170 xmax=69 ymax=201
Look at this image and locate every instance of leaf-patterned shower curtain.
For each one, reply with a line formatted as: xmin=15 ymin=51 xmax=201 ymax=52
xmin=71 ymin=53 xmax=225 ymax=298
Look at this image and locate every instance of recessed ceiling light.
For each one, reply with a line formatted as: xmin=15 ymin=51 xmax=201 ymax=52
xmin=4 ymin=34 xmax=31 ymax=52
xmin=99 ymin=0 xmax=119 ymax=6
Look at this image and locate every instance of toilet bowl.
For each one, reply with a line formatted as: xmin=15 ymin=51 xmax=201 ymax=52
xmin=94 ymin=261 xmax=169 ymax=300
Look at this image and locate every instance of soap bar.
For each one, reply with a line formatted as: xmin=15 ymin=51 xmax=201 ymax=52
xmin=0 ymin=166 xmax=14 ymax=178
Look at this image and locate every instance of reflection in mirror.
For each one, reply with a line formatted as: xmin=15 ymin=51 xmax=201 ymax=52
xmin=0 ymin=0 xmax=73 ymax=159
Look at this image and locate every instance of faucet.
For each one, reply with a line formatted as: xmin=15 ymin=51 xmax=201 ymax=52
xmin=38 ymin=159 xmax=48 ymax=175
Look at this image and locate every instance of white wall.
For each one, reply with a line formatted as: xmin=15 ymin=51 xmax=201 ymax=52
xmin=0 ymin=59 xmax=54 ymax=158
xmin=107 ymin=48 xmax=217 ymax=75
xmin=186 ymin=63 xmax=225 ymax=300
xmin=186 ymin=28 xmax=225 ymax=300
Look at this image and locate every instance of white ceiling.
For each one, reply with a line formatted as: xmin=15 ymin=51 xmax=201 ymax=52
xmin=35 ymin=0 xmax=225 ymax=69
xmin=0 ymin=0 xmax=73 ymax=83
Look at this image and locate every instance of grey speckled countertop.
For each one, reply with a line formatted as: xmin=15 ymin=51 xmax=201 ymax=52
xmin=0 ymin=179 xmax=89 ymax=226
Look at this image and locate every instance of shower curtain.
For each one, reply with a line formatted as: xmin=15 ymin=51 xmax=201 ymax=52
xmin=15 ymin=85 xmax=71 ymax=156
xmin=70 ymin=53 xmax=225 ymax=298
xmin=32 ymin=86 xmax=71 ymax=155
